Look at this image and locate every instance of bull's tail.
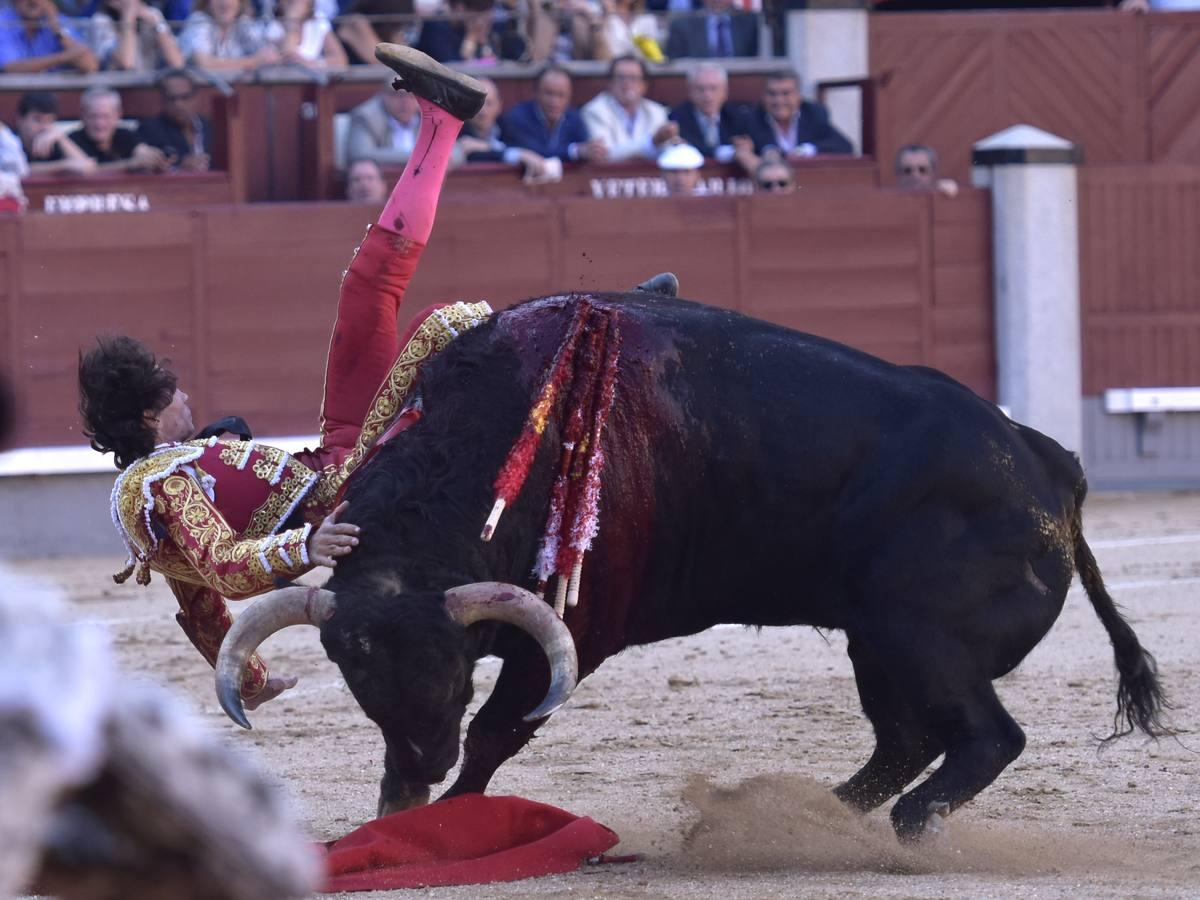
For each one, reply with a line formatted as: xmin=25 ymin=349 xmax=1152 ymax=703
xmin=1072 ymin=485 xmax=1173 ymax=741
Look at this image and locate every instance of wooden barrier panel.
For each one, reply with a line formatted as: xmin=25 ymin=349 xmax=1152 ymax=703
xmin=1 ymin=190 xmax=993 ymax=450
xmin=22 ymin=173 xmax=234 ymax=213
xmin=1147 ymin=13 xmax=1200 ymax=162
xmin=1079 ymin=165 xmax=1200 ymax=394
xmin=870 ymin=10 xmax=1151 ymax=183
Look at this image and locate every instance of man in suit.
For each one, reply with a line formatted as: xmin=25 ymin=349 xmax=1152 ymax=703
xmin=500 ymin=65 xmax=608 ymax=162
xmin=744 ymin=69 xmax=853 ymax=158
xmin=582 ymin=54 xmax=679 ymax=161
xmin=668 ymin=61 xmax=749 ymax=161
xmin=345 ymin=75 xmax=424 ymax=167
xmin=665 ymin=0 xmax=758 ymax=59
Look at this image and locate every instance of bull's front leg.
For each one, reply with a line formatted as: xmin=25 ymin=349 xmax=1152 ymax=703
xmin=440 ymin=647 xmax=551 ymax=799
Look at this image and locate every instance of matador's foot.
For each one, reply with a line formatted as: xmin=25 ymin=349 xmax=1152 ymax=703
xmin=374 ymin=44 xmax=488 ymax=122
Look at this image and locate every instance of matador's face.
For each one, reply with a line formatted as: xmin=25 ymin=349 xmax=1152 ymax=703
xmin=150 ymin=389 xmax=194 ymax=444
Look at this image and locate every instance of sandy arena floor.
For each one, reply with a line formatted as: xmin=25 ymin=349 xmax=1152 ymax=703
xmin=13 ymin=491 xmax=1200 ymax=899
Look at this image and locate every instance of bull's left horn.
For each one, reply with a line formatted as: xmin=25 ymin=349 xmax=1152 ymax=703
xmin=215 ymin=586 xmax=337 ymax=730
xmin=444 ymin=582 xmax=578 ymax=721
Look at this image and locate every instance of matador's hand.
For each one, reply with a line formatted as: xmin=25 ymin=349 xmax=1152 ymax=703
xmin=244 ymin=675 xmax=298 ymax=710
xmin=307 ymin=500 xmax=360 ymax=568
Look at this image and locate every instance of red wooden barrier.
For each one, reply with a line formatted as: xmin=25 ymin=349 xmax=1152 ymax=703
xmin=0 ymin=189 xmax=993 ymax=449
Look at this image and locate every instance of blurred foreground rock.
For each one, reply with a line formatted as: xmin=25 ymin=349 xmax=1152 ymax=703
xmin=0 ymin=571 xmax=322 ymax=900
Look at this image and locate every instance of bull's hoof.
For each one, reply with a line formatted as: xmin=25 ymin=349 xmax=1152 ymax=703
xmin=377 ymin=786 xmax=430 ymax=819
xmin=922 ymin=801 xmax=950 ymax=837
xmin=891 ymin=799 xmax=950 ymax=843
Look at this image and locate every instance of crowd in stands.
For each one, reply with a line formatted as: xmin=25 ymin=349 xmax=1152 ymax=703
xmin=0 ymin=68 xmax=210 ymax=183
xmin=0 ymin=0 xmax=977 ymax=202
xmin=342 ymin=56 xmax=858 ymax=195
xmin=0 ymin=0 xmax=767 ymax=75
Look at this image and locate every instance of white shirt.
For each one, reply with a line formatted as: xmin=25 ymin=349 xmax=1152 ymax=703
xmin=581 ymin=92 xmax=669 ymax=162
xmin=388 ymin=115 xmax=420 ymax=157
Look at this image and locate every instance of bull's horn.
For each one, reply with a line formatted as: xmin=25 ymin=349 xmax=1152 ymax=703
xmin=444 ymin=582 xmax=578 ymax=721
xmin=215 ymin=586 xmax=337 ymax=730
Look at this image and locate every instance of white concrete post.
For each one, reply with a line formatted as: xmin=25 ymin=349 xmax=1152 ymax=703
xmin=972 ymin=125 xmax=1083 ymax=453
xmin=784 ymin=6 xmax=868 ymax=153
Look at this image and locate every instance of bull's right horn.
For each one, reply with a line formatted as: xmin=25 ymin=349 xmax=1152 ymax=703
xmin=215 ymin=586 xmax=336 ymax=730
xmin=444 ymin=582 xmax=578 ymax=722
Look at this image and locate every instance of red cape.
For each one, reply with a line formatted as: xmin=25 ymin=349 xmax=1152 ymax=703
xmin=322 ymin=794 xmax=619 ymax=892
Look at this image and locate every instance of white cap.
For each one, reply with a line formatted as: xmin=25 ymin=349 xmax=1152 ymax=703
xmin=658 ymin=143 xmax=704 ymax=171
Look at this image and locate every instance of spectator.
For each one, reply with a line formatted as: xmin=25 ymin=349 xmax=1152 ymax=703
xmin=89 ymin=0 xmax=184 ymax=71
xmin=894 ymin=143 xmax=958 ymax=197
xmin=70 ymin=87 xmax=171 ymax=172
xmin=501 ymin=65 xmax=607 ymax=162
xmin=0 ymin=0 xmax=99 ymax=74
xmin=599 ymin=0 xmax=662 ymax=60
xmin=0 ymin=172 xmax=27 ymax=213
xmin=179 ymin=0 xmax=280 ymax=71
xmin=277 ymin=0 xmax=346 ymax=66
xmin=136 ymin=69 xmax=212 ymax=172
xmin=664 ymin=0 xmax=758 ymax=59
xmin=344 ymin=157 xmax=386 ymax=204
xmin=15 ymin=91 xmax=97 ymax=177
xmin=669 ymin=61 xmax=747 ymax=161
xmin=335 ymin=0 xmax=412 ymax=67
xmin=345 ymin=77 xmax=421 ymax=166
xmin=582 ymin=54 xmax=677 ymax=161
xmin=415 ymin=0 xmax=527 ymax=63
xmin=658 ymin=140 xmax=702 ymax=195
xmin=526 ymin=0 xmax=608 ymax=63
xmin=457 ymin=76 xmax=552 ymax=179
xmin=0 ymin=122 xmax=28 ymax=179
xmin=743 ymin=69 xmax=853 ymax=162
xmin=754 ymin=156 xmax=793 ymax=193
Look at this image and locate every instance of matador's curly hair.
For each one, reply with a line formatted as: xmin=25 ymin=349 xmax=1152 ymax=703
xmin=79 ymin=336 xmax=177 ymax=470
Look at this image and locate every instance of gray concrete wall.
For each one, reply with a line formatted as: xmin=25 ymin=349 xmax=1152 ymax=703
xmin=0 ymin=473 xmax=124 ymax=560
xmin=1082 ymin=397 xmax=1200 ymax=491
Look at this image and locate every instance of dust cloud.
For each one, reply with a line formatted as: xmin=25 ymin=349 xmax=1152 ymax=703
xmin=675 ymin=772 xmax=1144 ymax=879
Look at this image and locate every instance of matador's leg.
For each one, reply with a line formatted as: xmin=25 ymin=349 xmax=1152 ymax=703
xmin=320 ymin=48 xmax=484 ymax=451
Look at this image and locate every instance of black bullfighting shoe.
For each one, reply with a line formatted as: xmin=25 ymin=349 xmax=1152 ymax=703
xmin=374 ymin=44 xmax=488 ymax=122
xmin=633 ymin=272 xmax=680 ymax=298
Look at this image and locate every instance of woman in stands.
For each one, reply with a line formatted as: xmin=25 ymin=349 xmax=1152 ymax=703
xmin=79 ymin=47 xmax=490 ymax=710
xmin=178 ymin=0 xmax=281 ymax=71
xmin=89 ymin=0 xmax=185 ymax=71
xmin=277 ymin=0 xmax=347 ymax=67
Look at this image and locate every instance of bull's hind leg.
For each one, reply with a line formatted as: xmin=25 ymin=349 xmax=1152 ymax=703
xmin=888 ymin=679 xmax=1025 ymax=841
xmin=834 ymin=636 xmax=943 ymax=813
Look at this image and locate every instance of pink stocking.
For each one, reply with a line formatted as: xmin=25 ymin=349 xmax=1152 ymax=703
xmin=377 ymin=97 xmax=465 ymax=244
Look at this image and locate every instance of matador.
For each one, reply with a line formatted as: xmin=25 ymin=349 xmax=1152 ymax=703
xmin=79 ymin=47 xmax=494 ymax=708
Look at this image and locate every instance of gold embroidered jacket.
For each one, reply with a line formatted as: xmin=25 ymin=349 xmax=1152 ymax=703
xmin=108 ymin=301 xmax=493 ymax=699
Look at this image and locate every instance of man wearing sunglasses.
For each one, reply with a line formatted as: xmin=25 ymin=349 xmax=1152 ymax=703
xmin=754 ymin=156 xmax=793 ymax=194
xmin=894 ymin=143 xmax=957 ymax=197
xmin=136 ymin=68 xmax=212 ymax=172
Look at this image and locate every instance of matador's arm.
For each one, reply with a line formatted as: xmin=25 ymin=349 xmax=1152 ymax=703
xmin=151 ymin=473 xmax=314 ymax=600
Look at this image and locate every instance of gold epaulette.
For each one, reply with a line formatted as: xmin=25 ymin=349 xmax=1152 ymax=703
xmin=109 ymin=440 xmax=211 ymax=582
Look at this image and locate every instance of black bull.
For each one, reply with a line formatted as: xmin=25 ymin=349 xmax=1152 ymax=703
xmin=217 ymin=292 xmax=1168 ymax=840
